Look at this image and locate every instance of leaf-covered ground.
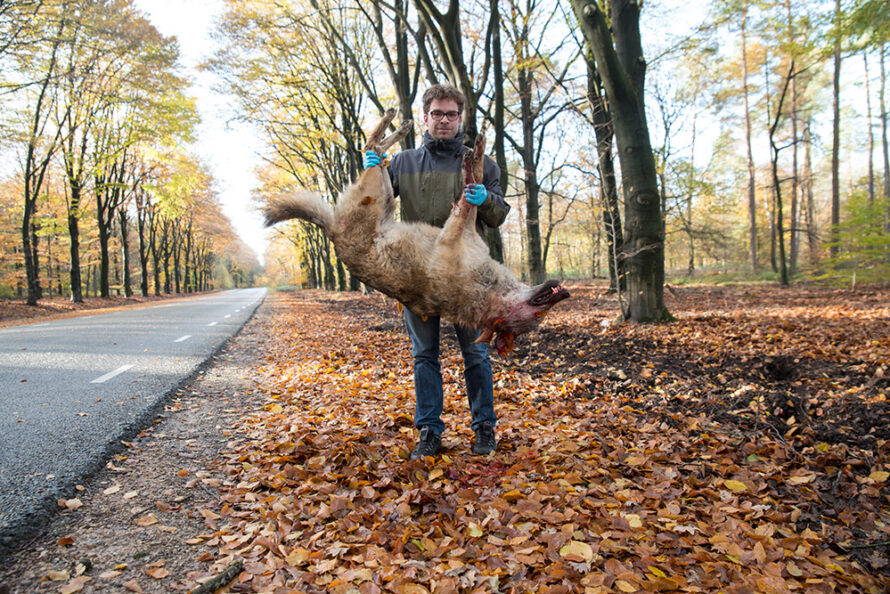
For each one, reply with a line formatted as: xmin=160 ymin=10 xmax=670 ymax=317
xmin=198 ymin=283 xmax=889 ymax=593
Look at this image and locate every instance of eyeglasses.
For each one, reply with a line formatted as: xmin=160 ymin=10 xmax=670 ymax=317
xmin=428 ymin=110 xmax=461 ymax=122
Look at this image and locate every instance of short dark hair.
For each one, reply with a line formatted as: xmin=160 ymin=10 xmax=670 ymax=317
xmin=422 ymin=84 xmax=465 ymax=114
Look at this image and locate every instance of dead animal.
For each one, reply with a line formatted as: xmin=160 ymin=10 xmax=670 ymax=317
xmin=263 ymin=109 xmax=570 ymax=354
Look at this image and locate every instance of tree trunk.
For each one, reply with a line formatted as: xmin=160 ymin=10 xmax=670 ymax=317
xmin=119 ymin=207 xmax=132 ymax=297
xmin=881 ymin=45 xmax=889 ymax=208
xmin=865 ymin=53 xmax=875 ymax=205
xmin=786 ymin=0 xmax=800 ymax=275
xmin=173 ymin=225 xmax=182 ymax=294
xmin=67 ymin=182 xmax=84 ymax=302
xmin=394 ymin=0 xmax=416 ymax=150
xmin=803 ymin=119 xmax=818 ymax=264
xmin=21 ymin=19 xmax=64 ymax=306
xmin=586 ymin=55 xmax=623 ymax=292
xmin=136 ymin=193 xmax=149 ymax=297
xmin=518 ymin=59 xmax=545 ymax=284
xmin=572 ymin=0 xmax=668 ymax=322
xmin=96 ymin=186 xmax=111 ymax=298
xmin=829 ymin=0 xmax=841 ymax=259
xmin=742 ymin=8 xmax=757 ymax=271
xmin=770 ymin=64 xmax=794 ymax=286
xmin=162 ymin=224 xmax=171 ymax=294
xmin=487 ymin=0 xmax=507 ymax=264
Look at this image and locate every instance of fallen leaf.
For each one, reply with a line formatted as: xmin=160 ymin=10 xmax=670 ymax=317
xmin=787 ymin=474 xmax=816 ymax=485
xmin=724 ymin=479 xmax=747 ymax=493
xmin=615 ymin=579 xmax=638 ymax=592
xmin=559 ymin=540 xmax=594 ymax=562
xmin=135 ymin=514 xmax=158 ymax=527
xmin=59 ymin=498 xmax=83 ymax=511
xmin=60 ymin=576 xmax=90 ymax=593
xmin=145 ymin=567 xmax=170 ymax=579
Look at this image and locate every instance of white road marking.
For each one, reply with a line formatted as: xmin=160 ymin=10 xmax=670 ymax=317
xmin=91 ymin=365 xmax=134 ymax=384
xmin=207 ymin=321 xmax=218 ymax=326
xmin=174 ymin=335 xmax=192 ymax=343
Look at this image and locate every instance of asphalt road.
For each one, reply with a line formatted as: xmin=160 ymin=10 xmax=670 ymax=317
xmin=0 ymin=288 xmax=266 ymax=551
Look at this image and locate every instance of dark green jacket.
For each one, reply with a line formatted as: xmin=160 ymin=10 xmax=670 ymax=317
xmin=388 ymin=131 xmax=509 ymax=236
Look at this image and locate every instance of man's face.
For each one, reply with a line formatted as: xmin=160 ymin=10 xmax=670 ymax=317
xmin=424 ymin=98 xmax=462 ymax=140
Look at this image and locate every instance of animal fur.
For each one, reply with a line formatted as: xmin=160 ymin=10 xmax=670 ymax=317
xmin=264 ymin=109 xmax=570 ymax=354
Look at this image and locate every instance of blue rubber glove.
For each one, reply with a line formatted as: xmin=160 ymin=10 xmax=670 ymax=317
xmin=363 ymin=150 xmax=385 ymax=169
xmin=465 ymin=183 xmax=488 ymax=205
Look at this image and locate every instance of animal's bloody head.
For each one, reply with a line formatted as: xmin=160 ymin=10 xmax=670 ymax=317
xmin=477 ymin=279 xmax=570 ymax=355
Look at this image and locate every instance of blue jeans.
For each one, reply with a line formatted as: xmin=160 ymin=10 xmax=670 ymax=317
xmin=404 ymin=308 xmax=496 ymax=436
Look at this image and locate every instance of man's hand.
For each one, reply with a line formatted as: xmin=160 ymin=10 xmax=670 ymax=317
xmin=363 ymin=150 xmax=385 ymax=169
xmin=465 ymin=183 xmax=488 ymax=205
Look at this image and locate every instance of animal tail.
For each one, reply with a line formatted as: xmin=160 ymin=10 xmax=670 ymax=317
xmin=263 ymin=192 xmax=335 ymax=234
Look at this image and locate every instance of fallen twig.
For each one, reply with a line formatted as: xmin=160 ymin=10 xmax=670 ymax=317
xmin=189 ymin=559 xmax=243 ymax=594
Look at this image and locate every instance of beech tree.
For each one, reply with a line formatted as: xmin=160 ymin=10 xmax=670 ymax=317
xmin=571 ymin=0 xmax=669 ymax=322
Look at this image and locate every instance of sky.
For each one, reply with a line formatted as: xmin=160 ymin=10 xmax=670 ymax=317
xmin=132 ymin=0 xmax=267 ymax=264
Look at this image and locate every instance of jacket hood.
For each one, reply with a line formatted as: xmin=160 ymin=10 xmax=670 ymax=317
xmin=422 ymin=130 xmax=466 ymax=157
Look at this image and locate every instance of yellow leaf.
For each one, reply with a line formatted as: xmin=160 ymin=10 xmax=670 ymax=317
xmin=648 ymin=566 xmax=666 ymax=578
xmin=467 ymin=522 xmax=483 ymax=537
xmin=428 ymin=468 xmax=444 ymax=480
xmin=625 ymin=514 xmax=643 ymax=528
xmin=615 ymin=579 xmax=638 ymax=592
xmin=754 ymin=542 xmax=767 ymax=564
xmin=724 ymin=480 xmax=747 ymax=493
xmin=48 ymin=570 xmax=70 ymax=581
xmin=558 ymin=540 xmax=593 ymax=562
xmin=786 ymin=561 xmax=803 ymax=577
xmin=267 ymin=403 xmax=283 ymax=414
xmin=624 ymin=456 xmax=646 ymax=466
xmin=503 ymin=489 xmax=522 ymax=502
xmin=868 ymin=471 xmax=889 ymax=483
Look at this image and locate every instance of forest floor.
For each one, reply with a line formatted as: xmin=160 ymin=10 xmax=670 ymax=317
xmin=1 ymin=282 xmax=888 ymax=593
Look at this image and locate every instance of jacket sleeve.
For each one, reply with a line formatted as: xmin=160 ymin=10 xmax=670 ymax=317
xmin=477 ymin=155 xmax=509 ymax=229
xmin=387 ymin=153 xmax=400 ymax=198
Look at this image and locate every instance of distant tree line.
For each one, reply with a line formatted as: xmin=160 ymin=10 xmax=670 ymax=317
xmin=0 ymin=0 xmax=260 ymax=303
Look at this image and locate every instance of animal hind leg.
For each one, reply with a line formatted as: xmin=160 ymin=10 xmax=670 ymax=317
xmin=438 ymin=135 xmax=487 ymax=247
xmin=376 ymin=119 xmax=413 ymax=155
xmin=363 ymin=109 xmax=396 ymax=154
xmin=363 ymin=109 xmax=413 ymax=156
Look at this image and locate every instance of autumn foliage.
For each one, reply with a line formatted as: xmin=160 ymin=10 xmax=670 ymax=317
xmin=190 ymin=284 xmax=889 ymax=593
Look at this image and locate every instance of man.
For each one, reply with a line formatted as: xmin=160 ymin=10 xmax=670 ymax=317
xmin=363 ymin=84 xmax=510 ymax=459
